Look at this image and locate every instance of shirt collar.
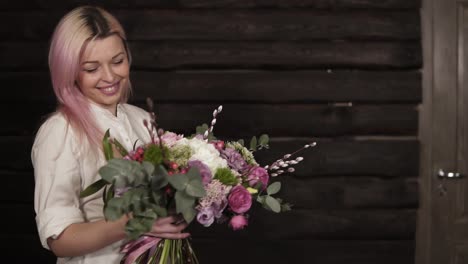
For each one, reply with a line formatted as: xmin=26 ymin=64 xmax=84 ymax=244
xmin=87 ymin=99 xmax=125 ymax=122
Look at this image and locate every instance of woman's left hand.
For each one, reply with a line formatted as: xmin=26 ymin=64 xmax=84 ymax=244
xmin=147 ymin=215 xmax=190 ymax=239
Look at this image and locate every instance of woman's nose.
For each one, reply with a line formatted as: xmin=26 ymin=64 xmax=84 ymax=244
xmin=101 ymin=65 xmax=115 ymax=83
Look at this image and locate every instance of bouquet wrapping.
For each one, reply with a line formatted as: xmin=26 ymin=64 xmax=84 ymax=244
xmin=81 ymin=101 xmax=315 ymax=264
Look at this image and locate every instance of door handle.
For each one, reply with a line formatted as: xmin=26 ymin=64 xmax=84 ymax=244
xmin=436 ymin=169 xmax=464 ymax=196
xmin=437 ymin=169 xmax=463 ymax=179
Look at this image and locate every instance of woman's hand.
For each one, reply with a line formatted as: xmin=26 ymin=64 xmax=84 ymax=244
xmin=147 ymin=215 xmax=190 ymax=239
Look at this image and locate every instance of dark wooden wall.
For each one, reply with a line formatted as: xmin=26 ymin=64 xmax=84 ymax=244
xmin=1 ymin=0 xmax=421 ymax=263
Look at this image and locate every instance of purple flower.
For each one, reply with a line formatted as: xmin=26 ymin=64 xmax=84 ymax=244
xmin=115 ymin=187 xmax=131 ymax=197
xmin=247 ymin=166 xmax=269 ymax=190
xmin=161 ymin=132 xmax=182 ymax=147
xmin=212 ymin=199 xmax=228 ymax=219
xmin=188 ymin=160 xmax=212 ymax=185
xmin=228 ymin=185 xmax=252 ymax=214
xmin=197 ymin=207 xmax=215 ymax=227
xmin=221 ymin=148 xmax=248 ymax=172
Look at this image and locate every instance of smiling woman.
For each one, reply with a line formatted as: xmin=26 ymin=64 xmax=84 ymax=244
xmin=78 ymin=35 xmax=130 ymax=115
xmin=32 ymin=6 xmax=190 ymax=264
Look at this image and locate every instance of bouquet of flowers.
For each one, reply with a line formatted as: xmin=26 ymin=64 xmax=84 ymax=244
xmin=81 ymin=99 xmax=316 ymax=264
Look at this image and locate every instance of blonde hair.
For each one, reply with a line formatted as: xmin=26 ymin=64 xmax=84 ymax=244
xmin=48 ymin=6 xmax=132 ymax=153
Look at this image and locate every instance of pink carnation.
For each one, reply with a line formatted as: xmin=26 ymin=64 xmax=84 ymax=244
xmin=228 ymin=185 xmax=252 ymax=214
xmin=229 ymin=215 xmax=248 ymax=230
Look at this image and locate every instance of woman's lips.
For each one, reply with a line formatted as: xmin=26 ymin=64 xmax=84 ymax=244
xmin=97 ymin=81 xmax=120 ymax=96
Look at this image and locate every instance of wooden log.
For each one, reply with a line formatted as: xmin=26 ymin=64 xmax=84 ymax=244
xmin=149 ymin=104 xmax=418 ymax=137
xmin=0 ymin=0 xmax=421 ymax=9
xmin=0 ymin=41 xmax=422 ymax=70
xmin=132 ymin=70 xmax=422 ymax=103
xmin=190 ymin=208 xmax=416 ymax=240
xmin=1 ymin=103 xmax=417 ymax=136
xmin=0 ymin=10 xmax=420 ymax=41
xmin=192 ymin=239 xmax=415 ymax=264
xmin=3 ymin=235 xmax=414 ymax=264
xmin=1 ymin=70 xmax=422 ymax=103
xmin=280 ymin=177 xmax=419 ymax=209
xmin=1 ymin=137 xmax=418 ymax=177
xmin=2 ymin=170 xmax=418 ymax=208
xmin=3 ymin=203 xmax=415 ymax=239
xmin=254 ymin=138 xmax=419 ymax=177
xmin=131 ymin=41 xmax=422 ymax=69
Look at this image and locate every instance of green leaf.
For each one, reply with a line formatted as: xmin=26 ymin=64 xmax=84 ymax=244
xmin=266 ymin=182 xmax=281 ymax=195
xmin=102 ymin=185 xmax=108 ymax=204
xmin=185 ymin=168 xmax=206 ymax=198
xmin=150 ymin=204 xmax=168 ymax=217
xmin=106 ymin=183 xmax=114 ymax=203
xmin=102 ymin=129 xmax=113 ymax=161
xmin=151 ymin=165 xmax=169 ymax=190
xmin=168 ymin=173 xmax=189 ymax=191
xmin=186 ymin=178 xmax=206 ymax=198
xmin=125 ymin=217 xmax=154 ymax=240
xmin=237 ymin=139 xmax=245 ymax=146
xmin=104 ymin=197 xmax=125 ymax=221
xmin=175 ymin=191 xmax=195 ymax=215
xmin=281 ymin=203 xmax=293 ymax=212
xmin=181 ymin=207 xmax=197 ymax=224
xmin=142 ymin=161 xmax=155 ymax=176
xmin=80 ymin=179 xmax=107 ymax=198
xmin=195 ymin=124 xmax=209 ymax=135
xmin=258 ymin=134 xmax=269 ymax=148
xmin=265 ymin=196 xmax=281 ymax=213
xmin=98 ymin=159 xmax=150 ymax=188
xmin=249 ymin=136 xmax=257 ymax=151
xmin=112 ymin=138 xmax=129 ymax=157
xmin=256 ymin=195 xmax=266 ymax=204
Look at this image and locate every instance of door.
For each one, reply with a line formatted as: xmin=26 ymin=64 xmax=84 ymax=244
xmin=418 ymin=0 xmax=468 ymax=263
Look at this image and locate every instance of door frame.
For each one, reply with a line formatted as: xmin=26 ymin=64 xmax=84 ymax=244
xmin=417 ymin=0 xmax=461 ymax=263
xmin=415 ymin=0 xmax=433 ymax=261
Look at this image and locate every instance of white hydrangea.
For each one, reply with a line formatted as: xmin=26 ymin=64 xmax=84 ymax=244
xmin=175 ymin=137 xmax=227 ymax=175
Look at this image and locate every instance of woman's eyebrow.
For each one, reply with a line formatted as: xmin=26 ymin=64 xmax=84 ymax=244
xmin=81 ymin=51 xmax=125 ymax=65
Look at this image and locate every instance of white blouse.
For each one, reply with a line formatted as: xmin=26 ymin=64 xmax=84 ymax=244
xmin=32 ymin=102 xmax=152 ymax=264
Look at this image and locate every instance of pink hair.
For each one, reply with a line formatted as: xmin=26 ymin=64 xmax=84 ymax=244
xmin=48 ymin=6 xmax=132 ymax=152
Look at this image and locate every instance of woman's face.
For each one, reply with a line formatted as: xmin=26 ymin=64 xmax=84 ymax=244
xmin=77 ymin=34 xmax=129 ymax=115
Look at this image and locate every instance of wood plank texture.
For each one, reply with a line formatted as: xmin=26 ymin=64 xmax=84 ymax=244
xmin=5 ymin=235 xmax=414 ymax=264
xmin=0 ymin=10 xmax=420 ymax=41
xmin=2 ymin=170 xmax=418 ymax=208
xmin=5 ymin=203 xmax=415 ymax=239
xmin=1 ymin=3 xmax=420 ymax=264
xmin=1 ymin=70 xmax=422 ymax=103
xmin=0 ymin=41 xmax=422 ymax=70
xmin=2 ymin=137 xmax=418 ymax=177
xmin=192 ymin=240 xmax=415 ymax=264
xmin=0 ymin=0 xmax=421 ymax=10
xmin=131 ymin=41 xmax=422 ymax=70
xmin=1 ymin=103 xmax=417 ymax=136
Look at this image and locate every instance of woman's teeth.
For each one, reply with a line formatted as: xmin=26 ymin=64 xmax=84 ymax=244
xmin=99 ymin=83 xmax=120 ymax=95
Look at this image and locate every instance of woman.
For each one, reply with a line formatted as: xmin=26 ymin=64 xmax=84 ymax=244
xmin=32 ymin=6 xmax=189 ymax=263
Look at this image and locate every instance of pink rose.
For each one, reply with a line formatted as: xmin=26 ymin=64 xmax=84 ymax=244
xmin=229 ymin=215 xmax=248 ymax=230
xmin=228 ymin=185 xmax=252 ymax=214
xmin=247 ymin=166 xmax=269 ymax=190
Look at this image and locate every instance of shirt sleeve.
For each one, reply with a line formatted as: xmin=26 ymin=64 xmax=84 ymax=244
xmin=31 ymin=114 xmax=84 ymax=250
